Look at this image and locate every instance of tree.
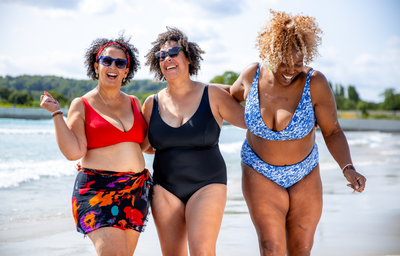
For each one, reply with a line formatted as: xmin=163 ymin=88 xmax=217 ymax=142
xmin=0 ymin=87 xmax=13 ymax=100
xmin=8 ymin=90 xmax=33 ymax=105
xmin=347 ymin=85 xmax=359 ymax=103
xmin=381 ymin=88 xmax=400 ymax=110
xmin=210 ymin=71 xmax=239 ymax=85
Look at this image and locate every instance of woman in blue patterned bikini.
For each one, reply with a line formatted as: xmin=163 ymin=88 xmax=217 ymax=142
xmin=230 ymin=10 xmax=367 ymax=255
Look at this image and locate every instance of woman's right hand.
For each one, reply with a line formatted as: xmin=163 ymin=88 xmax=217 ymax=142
xmin=40 ymin=91 xmax=60 ymax=112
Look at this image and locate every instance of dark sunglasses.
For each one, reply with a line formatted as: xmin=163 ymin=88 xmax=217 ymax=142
xmin=155 ymin=47 xmax=184 ymax=62
xmin=98 ymin=56 xmax=128 ymax=69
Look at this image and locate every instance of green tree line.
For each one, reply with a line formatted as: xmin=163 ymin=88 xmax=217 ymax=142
xmin=0 ymin=75 xmax=167 ymax=107
xmin=1 ymin=72 xmax=399 ymax=112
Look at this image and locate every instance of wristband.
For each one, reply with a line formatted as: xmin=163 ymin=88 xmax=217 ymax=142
xmin=52 ymin=110 xmax=63 ymax=117
xmin=341 ymin=163 xmax=355 ymax=173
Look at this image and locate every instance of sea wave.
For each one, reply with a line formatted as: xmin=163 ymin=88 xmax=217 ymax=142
xmin=0 ymin=159 xmax=75 ymax=188
xmin=0 ymin=128 xmax=55 ymax=135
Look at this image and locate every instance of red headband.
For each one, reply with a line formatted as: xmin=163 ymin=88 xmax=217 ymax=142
xmin=96 ymin=42 xmax=130 ymax=67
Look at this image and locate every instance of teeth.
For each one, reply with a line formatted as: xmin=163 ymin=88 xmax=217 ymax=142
xmin=167 ymin=66 xmax=176 ymax=70
xmin=283 ymin=75 xmax=293 ymax=80
xmin=107 ymin=73 xmax=117 ymax=77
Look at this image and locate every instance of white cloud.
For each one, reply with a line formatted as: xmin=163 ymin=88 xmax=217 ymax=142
xmin=0 ymin=0 xmax=399 ymax=102
xmin=78 ymin=0 xmax=118 ymax=15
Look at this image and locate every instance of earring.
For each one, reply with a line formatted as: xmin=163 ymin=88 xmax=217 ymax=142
xmin=123 ymin=78 xmax=126 ymax=83
xmin=268 ymin=66 xmax=271 ymax=71
xmin=96 ymin=73 xmax=98 ymax=78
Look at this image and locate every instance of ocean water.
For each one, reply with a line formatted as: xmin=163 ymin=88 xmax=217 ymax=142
xmin=1 ymin=118 xmax=400 ymax=254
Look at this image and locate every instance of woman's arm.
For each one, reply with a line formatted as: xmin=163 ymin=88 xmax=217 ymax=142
xmin=209 ymin=85 xmax=247 ymax=129
xmin=311 ymin=71 xmax=366 ymax=193
xmin=230 ymin=62 xmax=259 ymax=102
xmin=141 ymin=94 xmax=155 ymax=155
xmin=131 ymin=95 xmax=151 ymax=153
xmin=40 ymin=91 xmax=87 ymax=160
xmin=209 ymin=83 xmax=231 ymax=93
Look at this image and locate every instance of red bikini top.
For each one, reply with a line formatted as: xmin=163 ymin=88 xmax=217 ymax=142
xmin=81 ymin=96 xmax=147 ymax=150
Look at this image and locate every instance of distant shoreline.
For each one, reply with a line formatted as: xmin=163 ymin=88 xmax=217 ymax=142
xmin=1 ymin=107 xmax=399 ymax=132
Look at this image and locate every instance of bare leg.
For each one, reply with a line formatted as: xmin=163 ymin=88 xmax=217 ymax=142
xmin=242 ymin=161 xmax=289 ymax=256
xmin=151 ymin=185 xmax=188 ymax=256
xmin=186 ymin=184 xmax=227 ymax=256
xmin=88 ymin=227 xmax=140 ymax=256
xmin=286 ymin=165 xmax=323 ymax=256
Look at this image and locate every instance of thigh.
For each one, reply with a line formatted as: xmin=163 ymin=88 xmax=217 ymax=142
xmin=88 ymin=227 xmax=139 ymax=256
xmin=286 ymin=165 xmax=323 ymax=256
xmin=185 ymin=183 xmax=227 ymax=256
xmin=151 ymin=185 xmax=188 ymax=256
xmin=242 ymin=161 xmax=289 ymax=255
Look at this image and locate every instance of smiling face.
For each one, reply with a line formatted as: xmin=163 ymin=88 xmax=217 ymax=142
xmin=94 ymin=47 xmax=129 ymax=88
xmin=272 ymin=46 xmax=304 ymax=86
xmin=159 ymin=40 xmax=190 ymax=81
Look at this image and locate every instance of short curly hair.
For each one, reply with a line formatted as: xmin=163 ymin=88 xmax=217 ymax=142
xmin=256 ymin=10 xmax=323 ymax=72
xmin=84 ymin=33 xmax=140 ymax=86
xmin=145 ymin=27 xmax=205 ymax=81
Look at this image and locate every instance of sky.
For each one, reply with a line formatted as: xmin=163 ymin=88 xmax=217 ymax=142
xmin=0 ymin=0 xmax=399 ymax=102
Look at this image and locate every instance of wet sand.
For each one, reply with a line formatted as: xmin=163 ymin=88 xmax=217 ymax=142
xmin=1 ymin=163 xmax=399 ymax=256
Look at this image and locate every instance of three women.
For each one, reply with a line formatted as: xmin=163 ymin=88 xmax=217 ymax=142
xmin=41 ymin=10 xmax=366 ymax=255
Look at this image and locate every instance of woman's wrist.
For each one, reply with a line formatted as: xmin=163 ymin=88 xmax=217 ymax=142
xmin=341 ymin=163 xmax=355 ymax=173
xmin=52 ymin=109 xmax=63 ymax=117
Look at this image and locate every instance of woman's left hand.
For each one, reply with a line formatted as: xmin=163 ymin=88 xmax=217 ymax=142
xmin=344 ymin=168 xmax=367 ymax=193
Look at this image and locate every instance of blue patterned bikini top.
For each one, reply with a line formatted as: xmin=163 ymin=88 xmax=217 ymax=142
xmin=245 ymin=65 xmax=315 ymax=141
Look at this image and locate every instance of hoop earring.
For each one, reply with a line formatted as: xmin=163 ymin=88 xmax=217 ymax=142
xmin=268 ymin=66 xmax=271 ymax=71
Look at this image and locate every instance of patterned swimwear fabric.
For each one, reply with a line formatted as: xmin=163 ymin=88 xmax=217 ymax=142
xmin=72 ymin=168 xmax=152 ymax=235
xmin=241 ymin=140 xmax=319 ymax=188
xmin=245 ymin=65 xmax=316 ymax=141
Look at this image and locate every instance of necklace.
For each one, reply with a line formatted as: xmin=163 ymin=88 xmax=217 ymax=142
xmin=96 ymin=87 xmax=121 ymax=107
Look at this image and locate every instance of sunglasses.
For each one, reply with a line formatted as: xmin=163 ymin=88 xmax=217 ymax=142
xmin=155 ymin=47 xmax=184 ymax=62
xmin=98 ymin=56 xmax=128 ymax=69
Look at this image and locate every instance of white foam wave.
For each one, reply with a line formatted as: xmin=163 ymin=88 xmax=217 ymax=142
xmin=0 ymin=159 xmax=75 ymax=188
xmin=381 ymin=150 xmax=400 ymax=156
xmin=0 ymin=128 xmax=55 ymax=135
xmin=219 ymin=141 xmax=243 ymax=154
xmin=347 ymin=139 xmax=370 ymax=146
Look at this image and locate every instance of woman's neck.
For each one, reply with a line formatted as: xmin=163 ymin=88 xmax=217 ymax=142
xmin=96 ymin=84 xmax=121 ymax=100
xmin=166 ymin=76 xmax=196 ymax=97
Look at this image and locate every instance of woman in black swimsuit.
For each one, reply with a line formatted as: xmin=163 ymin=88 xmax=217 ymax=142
xmin=142 ymin=27 xmax=246 ymax=256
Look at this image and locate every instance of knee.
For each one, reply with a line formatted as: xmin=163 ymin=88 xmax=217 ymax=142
xmin=287 ymin=245 xmax=312 ymax=256
xmin=259 ymin=239 xmax=286 ymax=256
xmin=190 ymin=244 xmax=215 ymax=256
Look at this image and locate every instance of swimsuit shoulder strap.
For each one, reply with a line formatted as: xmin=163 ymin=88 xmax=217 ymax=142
xmin=150 ymin=93 xmax=159 ymax=119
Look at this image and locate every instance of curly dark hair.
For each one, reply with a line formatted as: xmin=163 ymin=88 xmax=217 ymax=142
xmin=256 ymin=9 xmax=323 ymax=72
xmin=145 ymin=27 xmax=205 ymax=81
xmin=84 ymin=33 xmax=140 ymax=86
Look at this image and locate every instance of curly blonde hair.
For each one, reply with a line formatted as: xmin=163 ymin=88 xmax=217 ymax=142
xmin=256 ymin=10 xmax=323 ymax=71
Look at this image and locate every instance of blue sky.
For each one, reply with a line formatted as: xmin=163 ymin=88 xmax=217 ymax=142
xmin=0 ymin=0 xmax=399 ymax=102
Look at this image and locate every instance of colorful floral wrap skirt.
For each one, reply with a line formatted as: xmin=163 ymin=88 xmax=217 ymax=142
xmin=72 ymin=168 xmax=152 ymax=235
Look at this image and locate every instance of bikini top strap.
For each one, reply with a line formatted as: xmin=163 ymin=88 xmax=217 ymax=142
xmin=151 ymin=93 xmax=159 ymax=118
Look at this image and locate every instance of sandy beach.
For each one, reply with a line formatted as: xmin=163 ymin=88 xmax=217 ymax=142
xmin=1 ymin=162 xmax=399 ymax=256
xmin=1 ymin=119 xmax=399 ymax=256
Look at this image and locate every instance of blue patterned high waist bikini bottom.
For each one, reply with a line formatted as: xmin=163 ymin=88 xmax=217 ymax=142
xmin=241 ymin=140 xmax=319 ymax=188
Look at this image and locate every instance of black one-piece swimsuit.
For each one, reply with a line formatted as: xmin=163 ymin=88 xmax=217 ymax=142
xmin=148 ymin=85 xmax=227 ymax=204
